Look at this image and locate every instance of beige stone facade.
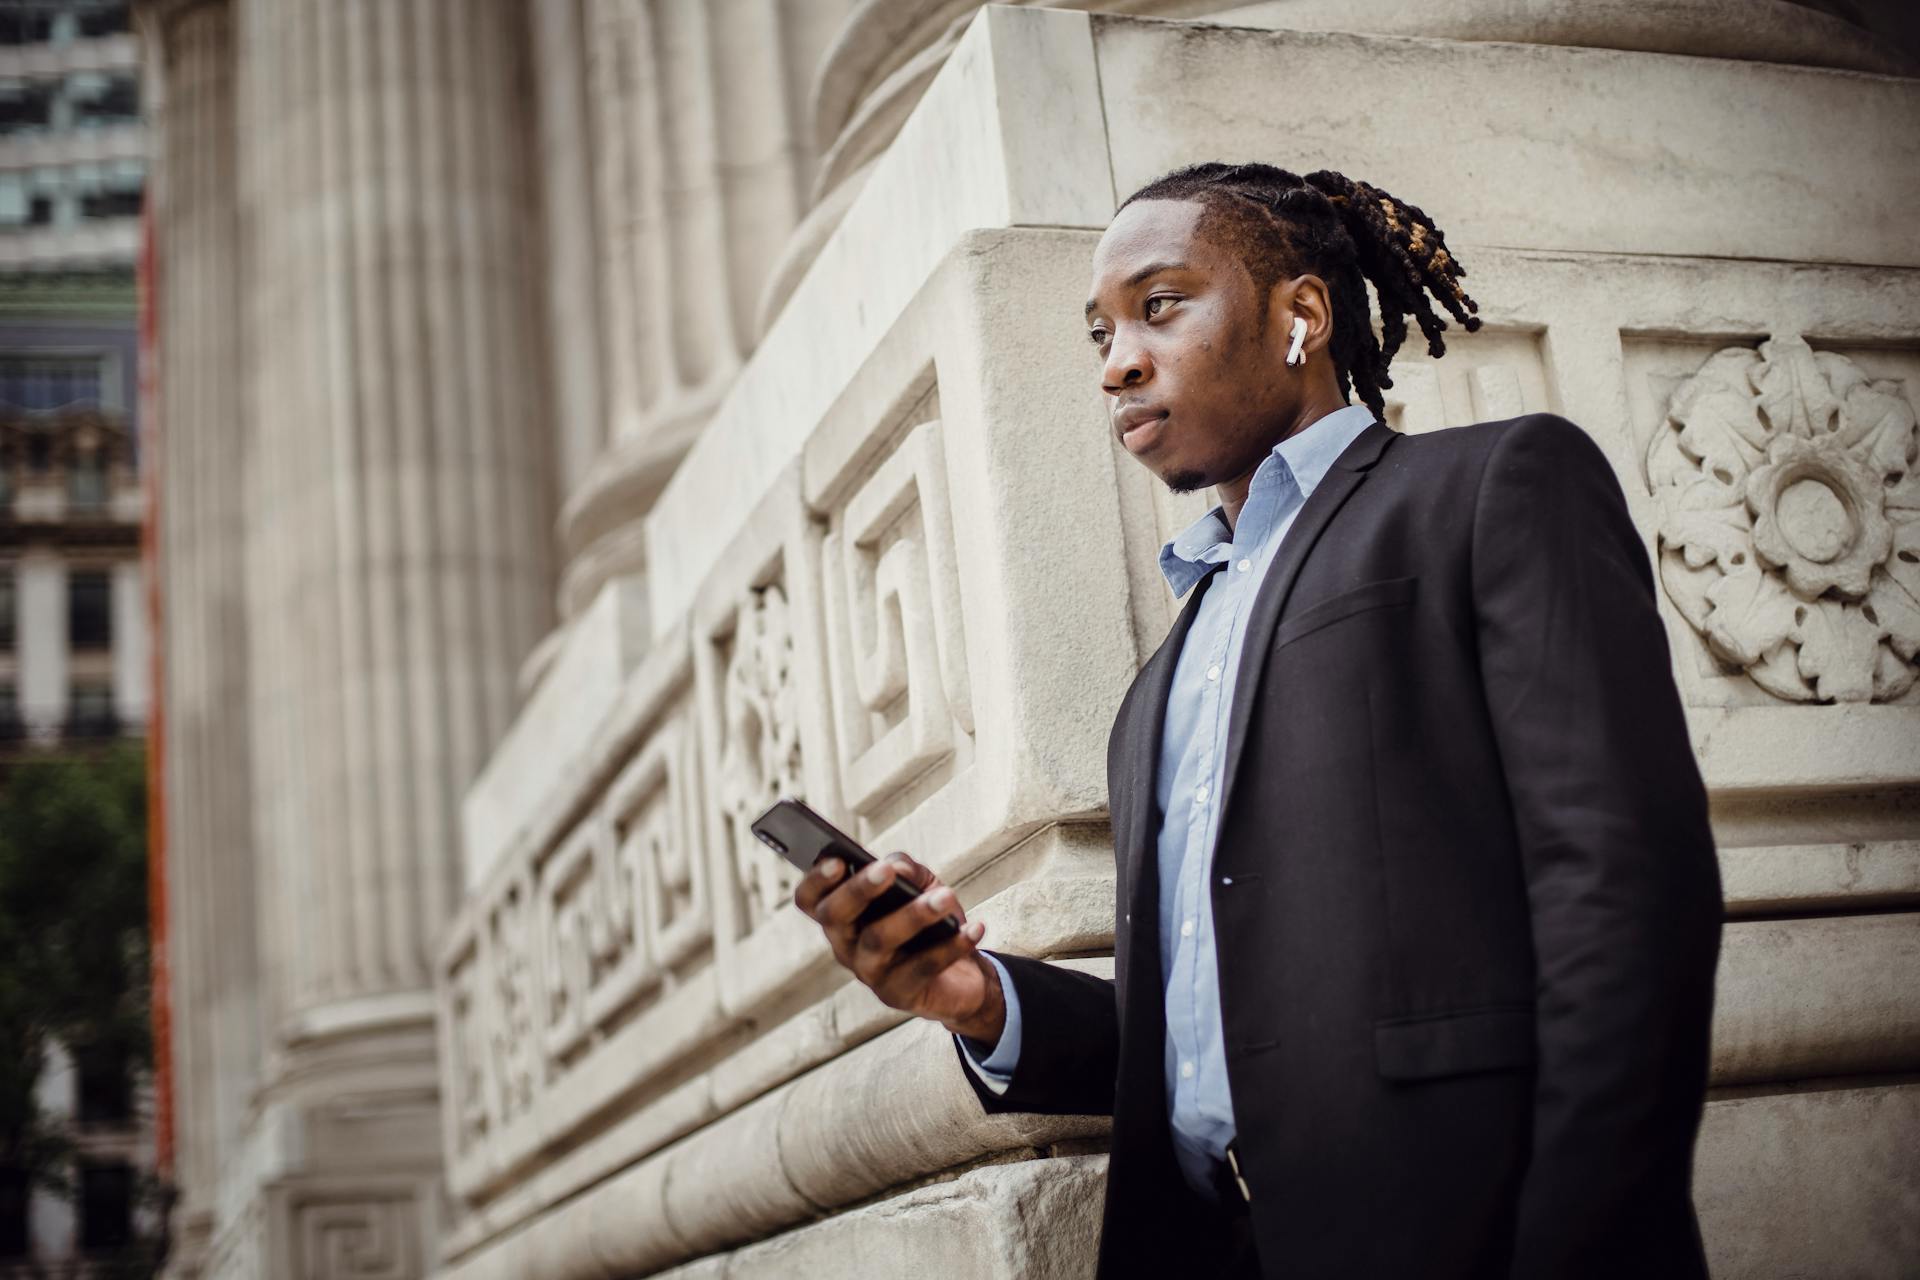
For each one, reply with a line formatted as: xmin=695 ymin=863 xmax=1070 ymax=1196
xmin=140 ymin=2 xmax=1920 ymax=1277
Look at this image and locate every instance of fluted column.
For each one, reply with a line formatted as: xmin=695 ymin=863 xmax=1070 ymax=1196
xmin=552 ymin=0 xmax=846 ymax=623
xmin=143 ymin=0 xmax=255 ymax=1263
xmin=236 ymin=0 xmax=553 ymax=1038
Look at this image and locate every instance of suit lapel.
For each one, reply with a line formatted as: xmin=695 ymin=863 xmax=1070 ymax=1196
xmin=1215 ymin=420 xmax=1396 ymax=825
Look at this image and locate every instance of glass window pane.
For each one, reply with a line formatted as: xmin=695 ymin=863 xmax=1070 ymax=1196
xmin=78 ymin=1162 xmax=133 ymax=1252
xmin=68 ymin=570 xmax=111 ymax=649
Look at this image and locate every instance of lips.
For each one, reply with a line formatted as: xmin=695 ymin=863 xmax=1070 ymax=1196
xmin=1114 ymin=405 xmax=1168 ymax=453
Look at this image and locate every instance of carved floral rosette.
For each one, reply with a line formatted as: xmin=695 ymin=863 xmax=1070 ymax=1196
xmin=1648 ymin=335 xmax=1920 ymax=702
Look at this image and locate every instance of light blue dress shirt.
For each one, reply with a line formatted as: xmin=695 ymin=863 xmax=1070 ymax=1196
xmin=958 ymin=403 xmax=1379 ymax=1198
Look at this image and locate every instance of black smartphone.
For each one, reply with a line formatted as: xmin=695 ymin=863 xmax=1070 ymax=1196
xmin=751 ymin=797 xmax=961 ymax=956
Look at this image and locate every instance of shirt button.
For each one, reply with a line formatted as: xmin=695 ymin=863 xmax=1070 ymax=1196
xmin=1194 ymin=784 xmax=1209 ymax=804
xmin=1180 ymin=1060 xmax=1196 ymax=1079
xmin=1181 ymin=918 xmax=1194 ymax=937
xmin=1237 ymin=558 xmax=1252 ymax=573
xmin=1206 ymin=664 xmax=1221 ymax=681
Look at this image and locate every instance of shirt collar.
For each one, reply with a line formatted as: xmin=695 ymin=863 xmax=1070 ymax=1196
xmin=1158 ymin=403 xmax=1379 ymax=596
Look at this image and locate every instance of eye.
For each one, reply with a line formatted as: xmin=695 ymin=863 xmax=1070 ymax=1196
xmin=1087 ymin=325 xmax=1110 ymax=348
xmin=1145 ymin=294 xmax=1178 ymax=318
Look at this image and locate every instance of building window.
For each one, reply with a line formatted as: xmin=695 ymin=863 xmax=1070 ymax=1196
xmin=72 ymin=73 xmax=138 ymax=126
xmin=0 ymin=12 xmax=55 ymax=45
xmin=0 ymin=1166 xmax=27 ymax=1258
xmin=69 ymin=452 xmax=106 ymax=511
xmin=77 ymin=5 xmax=131 ymax=39
xmin=0 ymin=81 xmax=56 ymax=134
xmin=79 ymin=185 xmax=141 ymax=220
xmin=78 ymin=1162 xmax=133 ymax=1253
xmin=68 ymin=570 xmax=111 ymax=651
xmin=0 ymin=572 xmax=13 ymax=650
xmin=74 ymin=1043 xmax=131 ymax=1126
xmin=66 ymin=683 xmax=116 ymax=739
xmin=0 ymin=685 xmax=21 ymax=742
xmin=1 ymin=356 xmax=105 ymax=412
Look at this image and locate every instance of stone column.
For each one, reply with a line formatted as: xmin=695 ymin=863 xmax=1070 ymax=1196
xmin=142 ymin=0 xmax=255 ymax=1270
xmin=235 ymin=0 xmax=552 ymax=1044
xmin=551 ymin=0 xmax=847 ymax=624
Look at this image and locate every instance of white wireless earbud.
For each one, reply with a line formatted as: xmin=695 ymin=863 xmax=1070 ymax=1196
xmin=1285 ymin=315 xmax=1308 ymax=367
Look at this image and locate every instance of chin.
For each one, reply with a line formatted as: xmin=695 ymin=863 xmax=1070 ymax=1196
xmin=1162 ymin=468 xmax=1210 ymax=495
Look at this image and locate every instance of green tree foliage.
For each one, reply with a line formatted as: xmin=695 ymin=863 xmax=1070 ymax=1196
xmin=0 ymin=743 xmax=157 ymax=1274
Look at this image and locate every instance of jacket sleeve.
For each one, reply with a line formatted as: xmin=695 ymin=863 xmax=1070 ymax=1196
xmin=1469 ymin=414 xmax=1723 ymax=1277
xmin=952 ymin=950 xmax=1119 ymax=1117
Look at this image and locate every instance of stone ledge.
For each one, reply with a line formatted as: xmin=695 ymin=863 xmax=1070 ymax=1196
xmin=439 ymin=853 xmax=1112 ymax=1255
xmin=1713 ymin=913 xmax=1920 ymax=1086
xmin=435 ymin=1014 xmax=1111 ymax=1280
xmin=654 ymin=1151 xmax=1109 ymax=1280
xmin=1721 ymin=841 xmax=1920 ymax=916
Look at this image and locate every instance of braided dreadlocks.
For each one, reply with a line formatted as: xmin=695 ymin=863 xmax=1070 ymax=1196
xmin=1118 ymin=162 xmax=1481 ymax=418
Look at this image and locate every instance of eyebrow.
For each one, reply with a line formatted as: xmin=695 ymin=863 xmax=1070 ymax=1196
xmin=1084 ymin=260 xmax=1191 ymax=316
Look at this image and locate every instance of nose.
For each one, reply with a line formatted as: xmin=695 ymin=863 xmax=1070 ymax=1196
xmin=1102 ymin=332 xmax=1150 ymax=396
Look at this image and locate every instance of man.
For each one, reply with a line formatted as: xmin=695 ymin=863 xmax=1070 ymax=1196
xmin=793 ymin=161 xmax=1723 ymax=1278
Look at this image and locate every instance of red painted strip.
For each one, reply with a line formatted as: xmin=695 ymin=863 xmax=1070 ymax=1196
xmin=137 ymin=198 xmax=172 ymax=1179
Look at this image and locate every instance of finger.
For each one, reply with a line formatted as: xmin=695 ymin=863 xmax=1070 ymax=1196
xmin=876 ymin=924 xmax=981 ymax=1004
xmin=812 ymin=857 xmax=901 ymax=930
xmin=792 ymin=856 xmax=846 ymax=915
xmin=882 ymin=853 xmax=963 ymax=921
xmin=859 ymin=883 xmax=962 ymax=957
xmin=885 ymin=852 xmax=934 ymax=892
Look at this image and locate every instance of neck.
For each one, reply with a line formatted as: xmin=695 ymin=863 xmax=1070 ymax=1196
xmin=1218 ymin=386 xmax=1354 ymax=531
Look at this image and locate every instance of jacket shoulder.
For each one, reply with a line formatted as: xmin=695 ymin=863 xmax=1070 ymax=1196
xmin=1388 ymin=412 xmax=1606 ymax=480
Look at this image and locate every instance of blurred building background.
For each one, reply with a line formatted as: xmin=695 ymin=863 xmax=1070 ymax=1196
xmin=0 ymin=1 xmax=155 ymax=1276
xmin=136 ymin=1 xmax=1919 ymax=1277
xmin=0 ymin=0 xmax=147 ymax=753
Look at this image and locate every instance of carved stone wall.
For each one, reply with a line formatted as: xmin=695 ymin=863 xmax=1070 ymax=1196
xmin=145 ymin=2 xmax=1920 ymax=1278
xmin=438 ymin=11 xmax=1919 ymax=1278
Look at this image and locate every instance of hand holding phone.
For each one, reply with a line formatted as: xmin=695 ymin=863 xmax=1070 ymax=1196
xmin=761 ymin=798 xmax=1005 ymax=1044
xmin=753 ymin=797 xmax=961 ymax=953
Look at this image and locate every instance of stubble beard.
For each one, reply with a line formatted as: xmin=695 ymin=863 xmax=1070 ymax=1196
xmin=1163 ymin=469 xmax=1209 ymax=495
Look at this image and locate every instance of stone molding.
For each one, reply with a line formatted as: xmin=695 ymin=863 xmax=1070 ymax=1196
xmin=437 ymin=1008 xmax=1111 ymax=1280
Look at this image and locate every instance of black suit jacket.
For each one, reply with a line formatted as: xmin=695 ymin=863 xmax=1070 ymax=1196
xmin=955 ymin=414 xmax=1723 ymax=1278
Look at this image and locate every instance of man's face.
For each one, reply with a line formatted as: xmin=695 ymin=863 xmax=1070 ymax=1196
xmin=1084 ymin=198 xmax=1293 ymax=494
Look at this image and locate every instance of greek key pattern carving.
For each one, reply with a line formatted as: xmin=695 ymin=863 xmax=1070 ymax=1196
xmin=287 ymin=1191 xmax=420 ymax=1280
xmin=538 ymin=701 xmax=708 ymax=1062
xmin=614 ymin=718 xmax=710 ymax=973
xmin=1649 ymin=334 xmax=1920 ymax=702
xmin=821 ymin=420 xmax=974 ymax=820
xmin=539 ymin=814 xmax=626 ymax=1063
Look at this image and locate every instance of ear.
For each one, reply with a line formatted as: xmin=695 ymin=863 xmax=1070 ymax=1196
xmin=1267 ymin=274 xmax=1333 ymax=361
